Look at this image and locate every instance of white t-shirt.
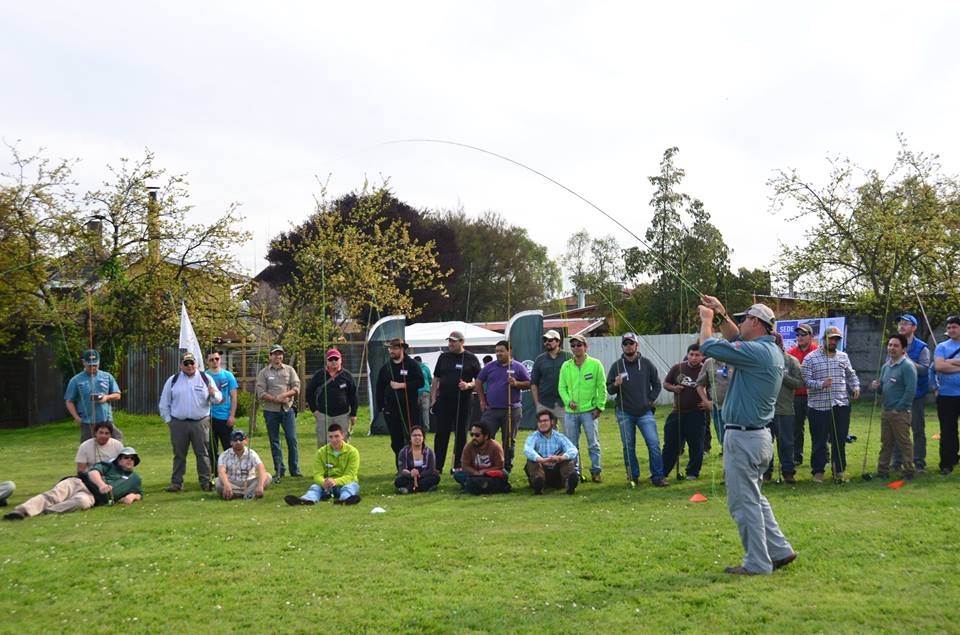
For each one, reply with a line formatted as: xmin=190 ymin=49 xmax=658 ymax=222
xmin=75 ymin=438 xmax=124 ymax=466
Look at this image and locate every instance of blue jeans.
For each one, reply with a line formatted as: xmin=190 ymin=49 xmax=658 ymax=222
xmin=564 ymin=412 xmax=601 ymax=474
xmin=302 ymin=482 xmax=359 ymax=502
xmin=764 ymin=415 xmax=796 ymax=477
xmin=264 ymin=409 xmax=299 ymax=476
xmin=616 ymin=409 xmax=664 ymax=481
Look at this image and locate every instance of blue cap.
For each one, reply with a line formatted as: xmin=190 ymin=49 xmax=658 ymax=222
xmin=897 ymin=315 xmax=918 ymax=326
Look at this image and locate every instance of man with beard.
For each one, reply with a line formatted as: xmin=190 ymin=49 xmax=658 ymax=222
xmin=376 ymin=338 xmax=424 ymax=459
xmin=476 ymin=340 xmax=531 ymax=474
xmin=430 ymin=331 xmax=482 ymax=472
xmin=530 ymin=329 xmax=571 ymax=422
xmin=454 ymin=422 xmax=510 ymax=495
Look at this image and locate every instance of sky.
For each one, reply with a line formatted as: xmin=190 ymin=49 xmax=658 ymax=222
xmin=3 ymin=1 xmax=959 ymax=285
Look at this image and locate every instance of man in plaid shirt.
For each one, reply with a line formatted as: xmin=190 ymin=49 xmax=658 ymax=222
xmin=523 ymin=409 xmax=579 ymax=495
xmin=801 ymin=326 xmax=860 ymax=483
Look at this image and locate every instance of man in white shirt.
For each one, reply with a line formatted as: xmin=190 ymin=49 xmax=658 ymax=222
xmin=216 ymin=429 xmax=271 ymax=500
xmin=158 ymin=352 xmax=221 ymax=493
xmin=75 ymin=421 xmax=124 ymax=472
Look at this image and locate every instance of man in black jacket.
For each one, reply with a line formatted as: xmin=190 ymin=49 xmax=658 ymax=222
xmin=376 ymin=338 xmax=424 ymax=458
xmin=430 ymin=330 xmax=482 ymax=472
xmin=306 ymin=348 xmax=358 ymax=446
xmin=607 ymin=332 xmax=668 ymax=487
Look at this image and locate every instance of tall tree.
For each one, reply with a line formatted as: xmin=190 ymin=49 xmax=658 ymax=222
xmin=439 ymin=210 xmax=561 ymax=321
xmin=770 ymin=136 xmax=960 ymax=317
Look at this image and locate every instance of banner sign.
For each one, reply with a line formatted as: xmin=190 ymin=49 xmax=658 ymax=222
xmin=366 ymin=315 xmax=405 ymax=435
xmin=776 ymin=317 xmax=847 ymax=352
xmin=505 ymin=310 xmax=544 ymax=430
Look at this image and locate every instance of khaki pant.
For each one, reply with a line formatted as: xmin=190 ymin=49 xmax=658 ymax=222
xmin=215 ymin=474 xmax=272 ymax=499
xmin=878 ymin=410 xmax=914 ymax=475
xmin=15 ymin=477 xmax=95 ymax=517
xmin=314 ymin=412 xmax=350 ymax=446
xmin=524 ymin=458 xmax=577 ymax=489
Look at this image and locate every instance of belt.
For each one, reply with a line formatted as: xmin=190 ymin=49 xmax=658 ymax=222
xmin=724 ymin=424 xmax=765 ymax=432
xmin=176 ymin=417 xmax=206 ymax=422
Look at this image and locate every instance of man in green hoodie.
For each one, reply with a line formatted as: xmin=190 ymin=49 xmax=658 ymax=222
xmin=558 ymin=334 xmax=608 ymax=482
xmin=285 ymin=423 xmax=361 ymax=505
xmin=4 ymin=448 xmax=143 ymax=520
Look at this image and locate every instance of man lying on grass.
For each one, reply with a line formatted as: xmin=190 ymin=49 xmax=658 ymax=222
xmin=217 ymin=429 xmax=272 ymax=500
xmin=285 ymin=423 xmax=361 ymax=506
xmin=4 ymin=448 xmax=143 ymax=520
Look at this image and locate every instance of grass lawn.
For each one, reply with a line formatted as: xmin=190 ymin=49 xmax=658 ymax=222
xmin=1 ymin=403 xmax=958 ymax=634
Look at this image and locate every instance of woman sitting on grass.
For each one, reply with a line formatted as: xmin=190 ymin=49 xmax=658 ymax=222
xmin=395 ymin=426 xmax=440 ymax=494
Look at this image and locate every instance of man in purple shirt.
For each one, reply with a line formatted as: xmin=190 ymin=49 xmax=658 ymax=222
xmin=475 ymin=340 xmax=531 ymax=473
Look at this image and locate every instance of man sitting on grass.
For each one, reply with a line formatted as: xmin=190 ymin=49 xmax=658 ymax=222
xmin=523 ymin=408 xmax=579 ymax=495
xmin=454 ymin=423 xmax=511 ymax=494
xmin=217 ymin=429 xmax=272 ymax=500
xmin=285 ymin=423 xmax=361 ymax=506
xmin=75 ymin=421 xmax=124 ymax=472
xmin=0 ymin=481 xmax=14 ymax=507
xmin=4 ymin=448 xmax=143 ymax=520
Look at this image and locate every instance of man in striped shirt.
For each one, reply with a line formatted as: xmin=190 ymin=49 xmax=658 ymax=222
xmin=801 ymin=326 xmax=860 ymax=483
xmin=523 ymin=409 xmax=579 ymax=495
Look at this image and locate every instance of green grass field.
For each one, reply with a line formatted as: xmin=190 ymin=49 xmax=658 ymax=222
xmin=1 ymin=404 xmax=957 ymax=634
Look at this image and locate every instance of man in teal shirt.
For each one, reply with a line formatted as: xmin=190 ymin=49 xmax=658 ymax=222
xmin=64 ymin=349 xmax=123 ymax=442
xmin=698 ymin=297 xmax=796 ymax=575
xmin=871 ymin=334 xmax=918 ymax=478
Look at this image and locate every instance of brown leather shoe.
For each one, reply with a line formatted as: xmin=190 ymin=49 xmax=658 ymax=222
xmin=724 ymin=566 xmax=760 ymax=576
xmin=772 ymin=552 xmax=797 ymax=570
xmin=165 ymin=484 xmax=182 ymax=493
xmin=591 ymin=472 xmax=603 ymax=483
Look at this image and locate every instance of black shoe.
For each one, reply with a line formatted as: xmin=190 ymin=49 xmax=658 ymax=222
xmin=290 ymin=472 xmax=303 ymax=478
xmin=284 ymin=495 xmax=314 ymax=506
xmin=940 ymin=467 xmax=953 ymax=475
xmin=336 ymin=495 xmax=361 ymax=506
xmin=565 ymin=472 xmax=578 ymax=495
xmin=531 ymin=477 xmax=544 ymax=495
xmin=652 ymin=478 xmax=670 ymax=487
xmin=3 ymin=511 xmax=24 ymax=521
xmin=200 ymin=482 xmax=212 ymax=492
xmin=165 ymin=484 xmax=183 ymax=493
xmin=0 ymin=499 xmax=7 ymax=507
xmin=724 ymin=566 xmax=760 ymax=576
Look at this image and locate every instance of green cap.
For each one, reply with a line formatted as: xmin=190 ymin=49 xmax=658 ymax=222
xmin=82 ymin=349 xmax=100 ymax=365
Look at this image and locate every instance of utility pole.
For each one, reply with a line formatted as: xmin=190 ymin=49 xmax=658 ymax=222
xmin=147 ymin=186 xmax=160 ymax=265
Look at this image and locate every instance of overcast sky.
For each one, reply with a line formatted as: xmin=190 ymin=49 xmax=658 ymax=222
xmin=3 ymin=2 xmax=959 ymax=284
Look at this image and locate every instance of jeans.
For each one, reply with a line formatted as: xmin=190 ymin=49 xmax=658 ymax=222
xmin=615 ymin=409 xmax=664 ymax=481
xmin=302 ymin=481 xmax=359 ymax=502
xmin=661 ymin=411 xmax=705 ymax=478
xmin=808 ymin=405 xmax=851 ymax=475
xmin=793 ymin=394 xmax=808 ymax=463
xmin=937 ymin=395 xmax=960 ymax=472
xmin=892 ymin=396 xmax=927 ymax=469
xmin=211 ymin=417 xmax=233 ymax=455
xmin=564 ymin=411 xmax=602 ymax=474
xmin=764 ymin=414 xmax=796 ymax=477
xmin=263 ymin=409 xmax=299 ymax=476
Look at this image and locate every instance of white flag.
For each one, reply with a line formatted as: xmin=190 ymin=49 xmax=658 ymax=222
xmin=179 ymin=301 xmax=205 ymax=372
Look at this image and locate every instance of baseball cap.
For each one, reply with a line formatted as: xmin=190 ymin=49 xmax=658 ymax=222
xmin=386 ymin=338 xmax=409 ymax=349
xmin=82 ymin=349 xmax=100 ymax=365
xmin=569 ymin=333 xmax=587 ymax=345
xmin=794 ymin=324 xmax=813 ymax=336
xmin=181 ymin=352 xmax=196 ymax=363
xmin=230 ymin=429 xmax=247 ymax=441
xmin=732 ymin=303 xmax=776 ymax=326
xmin=621 ymin=332 xmax=639 ymax=344
xmin=446 ymin=331 xmax=465 ymax=341
xmin=326 ymin=348 xmax=341 ymax=360
xmin=269 ymin=344 xmax=284 ymax=354
xmin=543 ymin=329 xmax=561 ymax=341
xmin=823 ymin=325 xmax=843 ymax=339
xmin=897 ymin=314 xmax=918 ymax=326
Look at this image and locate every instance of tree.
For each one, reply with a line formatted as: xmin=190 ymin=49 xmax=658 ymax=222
xmin=257 ymin=184 xmax=450 ymax=351
xmin=770 ymin=136 xmax=960 ymax=317
xmin=439 ymin=210 xmax=561 ymax=321
xmin=0 ymin=146 xmax=248 ymax=372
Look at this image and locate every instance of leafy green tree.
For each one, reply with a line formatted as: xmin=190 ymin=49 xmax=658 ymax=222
xmin=438 ymin=210 xmax=561 ymax=321
xmin=770 ymin=136 xmax=960 ymax=317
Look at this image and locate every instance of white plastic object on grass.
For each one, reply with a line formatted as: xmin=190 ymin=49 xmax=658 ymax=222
xmin=370 ymin=506 xmax=386 ymax=514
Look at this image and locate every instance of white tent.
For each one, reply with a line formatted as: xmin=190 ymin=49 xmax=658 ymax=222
xmin=404 ymin=321 xmax=503 ymax=349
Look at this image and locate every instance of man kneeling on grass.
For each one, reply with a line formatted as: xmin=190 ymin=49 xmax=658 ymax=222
xmin=454 ymin=423 xmax=511 ymax=494
xmin=285 ymin=423 xmax=360 ymax=506
xmin=4 ymin=448 xmax=143 ymax=520
xmin=523 ymin=408 xmax=579 ymax=495
xmin=217 ymin=429 xmax=272 ymax=500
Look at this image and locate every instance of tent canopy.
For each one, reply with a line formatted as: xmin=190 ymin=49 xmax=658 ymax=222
xmin=404 ymin=321 xmax=503 ymax=349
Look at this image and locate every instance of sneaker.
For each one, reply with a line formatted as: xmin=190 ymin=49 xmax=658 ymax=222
xmin=3 ymin=511 xmax=24 ymax=521
xmin=652 ymin=478 xmax=670 ymax=488
xmin=917 ymin=466 xmax=927 ymax=474
xmin=397 ymin=487 xmax=410 ymax=495
xmin=772 ymin=552 xmax=798 ymax=570
xmin=812 ymin=473 xmax=824 ymax=484
xmin=724 ymin=566 xmax=760 ymax=576
xmin=290 ymin=472 xmax=303 ymax=477
xmin=531 ymin=477 xmax=544 ymax=495
xmin=165 ymin=484 xmax=183 ymax=493
xmin=685 ymin=474 xmax=698 ymax=481
xmin=833 ymin=472 xmax=848 ymax=484
xmin=338 ymin=495 xmax=361 ymax=506
xmin=591 ymin=472 xmax=603 ymax=483
xmin=565 ymin=472 xmax=578 ymax=495
xmin=200 ymin=481 xmax=212 ymax=492
xmin=284 ymin=495 xmax=314 ymax=506
xmin=273 ymin=473 xmax=283 ymax=484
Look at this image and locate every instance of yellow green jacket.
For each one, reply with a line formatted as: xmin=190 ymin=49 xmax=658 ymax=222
xmin=558 ymin=357 xmax=608 ymax=413
xmin=314 ymin=442 xmax=359 ymax=486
